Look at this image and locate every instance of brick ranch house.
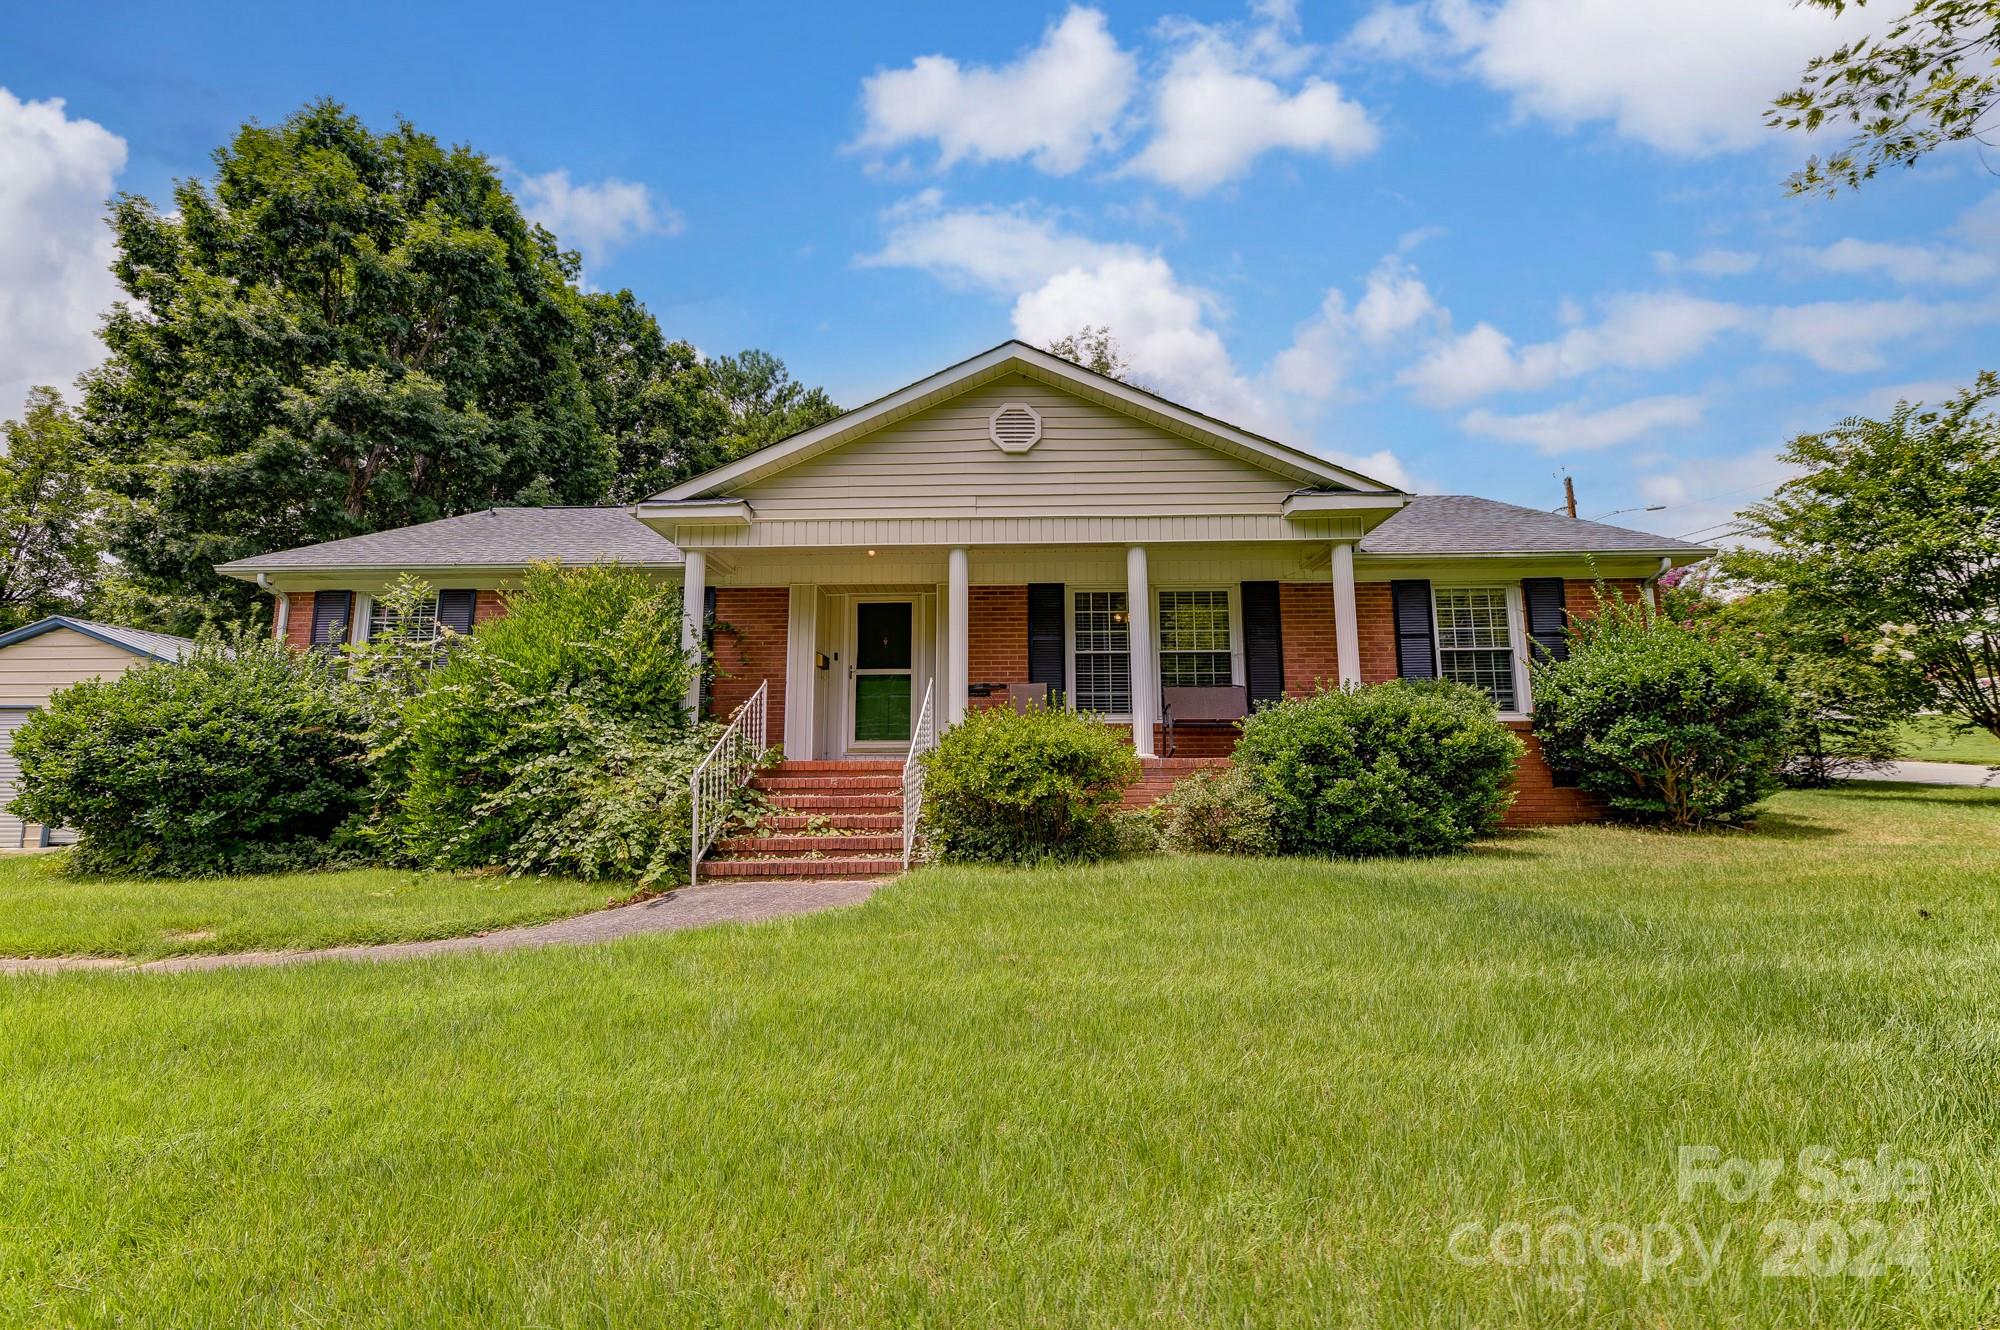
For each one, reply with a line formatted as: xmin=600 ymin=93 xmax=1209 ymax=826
xmin=220 ymin=342 xmax=1710 ymax=873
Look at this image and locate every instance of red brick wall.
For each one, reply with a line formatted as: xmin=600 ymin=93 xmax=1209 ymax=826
xmin=474 ymin=590 xmax=508 ymax=625
xmin=710 ymin=587 xmax=789 ymax=752
xmin=1503 ymin=723 xmax=1605 ymax=825
xmin=1278 ymin=582 xmax=1338 ymax=696
xmin=1355 ymin=581 xmax=1397 ymax=684
xmin=968 ymin=586 xmax=1028 ymax=709
xmin=1276 ymin=580 xmax=1396 ymax=694
xmin=279 ymin=592 xmax=314 ymax=648
xmin=1565 ymin=577 xmax=1652 ymax=618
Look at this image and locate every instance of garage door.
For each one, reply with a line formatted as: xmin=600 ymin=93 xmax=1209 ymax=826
xmin=0 ymin=709 xmax=31 ymax=849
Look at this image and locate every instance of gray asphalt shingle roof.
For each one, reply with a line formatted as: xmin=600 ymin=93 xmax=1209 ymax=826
xmin=216 ymin=507 xmax=683 ymax=574
xmin=216 ymin=495 xmax=1705 ymax=577
xmin=0 ymin=616 xmax=199 ymax=663
xmin=1359 ymin=495 xmax=1708 ymax=556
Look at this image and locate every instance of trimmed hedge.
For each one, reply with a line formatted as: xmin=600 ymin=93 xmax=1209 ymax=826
xmin=920 ymin=705 xmax=1140 ymax=865
xmin=1234 ymin=681 xmax=1523 ymax=857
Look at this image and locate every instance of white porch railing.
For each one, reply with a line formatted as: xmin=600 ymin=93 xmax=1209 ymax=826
xmin=901 ymin=679 xmax=937 ymax=869
xmin=690 ymin=679 xmax=767 ymax=885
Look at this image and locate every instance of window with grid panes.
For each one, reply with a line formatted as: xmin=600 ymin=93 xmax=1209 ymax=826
xmin=1157 ymin=589 xmax=1232 ymax=687
xmin=367 ymin=594 xmax=439 ymax=645
xmin=1071 ymin=590 xmax=1131 ymax=714
xmin=1432 ymin=587 xmax=1518 ymax=709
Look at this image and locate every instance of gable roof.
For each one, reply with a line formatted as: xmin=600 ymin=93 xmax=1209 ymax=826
xmin=1359 ymin=495 xmax=1711 ymax=557
xmin=216 ymin=507 xmax=682 ymax=577
xmin=0 ymin=616 xmax=198 ymax=663
xmin=652 ymin=341 xmax=1400 ymax=501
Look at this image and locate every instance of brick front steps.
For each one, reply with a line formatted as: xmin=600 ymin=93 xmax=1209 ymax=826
xmin=1125 ymin=756 xmax=1230 ymax=807
xmin=701 ymin=760 xmax=907 ymax=881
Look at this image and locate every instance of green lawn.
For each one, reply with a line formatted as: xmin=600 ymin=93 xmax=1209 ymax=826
xmin=1895 ymin=717 xmax=2000 ymax=765
xmin=3 ymin=786 xmax=1998 ymax=1326
xmin=0 ymin=856 xmax=617 ymax=959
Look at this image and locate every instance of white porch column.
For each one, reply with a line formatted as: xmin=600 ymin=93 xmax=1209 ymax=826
xmin=1330 ymin=540 xmax=1361 ymax=687
xmin=681 ymin=548 xmax=707 ymax=717
xmin=784 ymin=585 xmax=817 ymax=758
xmin=946 ymin=546 xmax=970 ymax=726
xmin=1126 ymin=544 xmax=1157 ymax=758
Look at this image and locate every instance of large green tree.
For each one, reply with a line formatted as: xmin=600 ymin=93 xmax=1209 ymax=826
xmin=1732 ymin=373 xmax=2000 ymax=741
xmin=0 ymin=389 xmax=104 ymax=630
xmin=706 ymin=349 xmax=843 ymax=466
xmin=577 ymin=291 xmax=727 ymax=502
xmin=84 ymin=100 xmax=610 ymax=623
xmin=1770 ymin=0 xmax=2000 ymax=194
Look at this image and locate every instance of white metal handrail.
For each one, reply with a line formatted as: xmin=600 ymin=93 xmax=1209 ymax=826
xmin=901 ymin=679 xmax=937 ymax=869
xmin=690 ymin=679 xmax=767 ymax=884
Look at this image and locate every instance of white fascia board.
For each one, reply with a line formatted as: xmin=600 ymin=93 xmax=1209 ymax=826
xmin=1281 ymin=492 xmax=1411 ymax=518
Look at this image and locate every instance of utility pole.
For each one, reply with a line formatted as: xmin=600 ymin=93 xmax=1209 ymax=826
xmin=1563 ymin=475 xmax=1577 ymax=519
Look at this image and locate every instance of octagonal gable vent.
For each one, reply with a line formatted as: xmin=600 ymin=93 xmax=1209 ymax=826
xmin=988 ymin=401 xmax=1043 ymax=454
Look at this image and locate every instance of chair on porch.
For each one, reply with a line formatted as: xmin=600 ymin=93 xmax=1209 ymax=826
xmin=1160 ymin=685 xmax=1248 ymax=757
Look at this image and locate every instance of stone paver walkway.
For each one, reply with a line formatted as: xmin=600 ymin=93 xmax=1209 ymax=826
xmin=0 ymin=878 xmax=885 ymax=977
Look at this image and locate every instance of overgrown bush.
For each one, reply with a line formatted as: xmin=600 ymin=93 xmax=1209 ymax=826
xmin=372 ymin=563 xmax=712 ymax=884
xmin=1532 ymin=597 xmax=1789 ymax=828
xmin=1155 ymin=764 xmax=1279 ymax=856
xmin=10 ymin=632 xmax=369 ymax=875
xmin=1234 ymin=681 xmax=1523 ymax=857
xmin=919 ymin=705 xmax=1140 ymax=865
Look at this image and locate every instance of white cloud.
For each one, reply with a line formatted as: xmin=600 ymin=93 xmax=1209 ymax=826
xmin=516 ymin=169 xmax=677 ymax=271
xmin=1349 ymin=0 xmax=1886 ymax=156
xmin=1636 ymin=448 xmax=1796 ymax=547
xmin=0 ymin=89 xmax=126 ymax=418
xmin=1269 ymin=256 xmax=1441 ymax=398
xmin=1461 ymin=394 xmax=1705 ymax=453
xmin=1798 ymin=237 xmax=1999 ymax=287
xmin=1759 ymin=298 xmax=1948 ymax=372
xmin=1653 ymin=248 xmax=1760 ymax=278
xmin=855 ymin=7 xmax=1137 ymax=174
xmin=862 ymin=196 xmax=1418 ymax=480
xmin=861 ymin=192 xmax=1137 ymax=292
xmin=1400 ymin=292 xmax=1745 ymax=405
xmin=1125 ymin=14 xmax=1378 ymax=193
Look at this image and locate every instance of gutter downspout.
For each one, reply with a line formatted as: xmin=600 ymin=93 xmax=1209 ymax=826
xmin=1643 ymin=556 xmax=1672 ymax=610
xmin=257 ymin=574 xmax=289 ymax=641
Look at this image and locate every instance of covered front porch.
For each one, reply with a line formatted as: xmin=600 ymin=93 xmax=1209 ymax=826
xmin=679 ymin=538 xmax=1370 ymax=764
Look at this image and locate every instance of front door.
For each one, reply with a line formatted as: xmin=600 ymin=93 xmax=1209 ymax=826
xmin=850 ymin=600 xmax=914 ymax=747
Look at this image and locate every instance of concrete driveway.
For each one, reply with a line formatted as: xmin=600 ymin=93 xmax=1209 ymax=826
xmin=1848 ymin=760 xmax=2000 ymax=788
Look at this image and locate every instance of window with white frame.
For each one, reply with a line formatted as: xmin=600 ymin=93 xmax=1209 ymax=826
xmin=1157 ymin=589 xmax=1233 ymax=688
xmin=1433 ymin=587 xmax=1519 ymax=710
xmin=367 ymin=594 xmax=438 ymax=646
xmin=1071 ymin=590 xmax=1131 ymax=714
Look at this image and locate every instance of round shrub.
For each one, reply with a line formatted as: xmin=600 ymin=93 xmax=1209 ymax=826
xmin=1234 ymin=681 xmax=1524 ymax=857
xmin=1531 ymin=601 xmax=1787 ymax=828
xmin=1155 ymin=764 xmax=1279 ymax=856
xmin=10 ymin=633 xmax=369 ymax=876
xmin=919 ymin=705 xmax=1140 ymax=865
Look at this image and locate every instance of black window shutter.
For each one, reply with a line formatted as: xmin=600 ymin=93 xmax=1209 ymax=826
xmin=1027 ymin=583 xmax=1065 ymax=692
xmin=1521 ymin=577 xmax=1568 ymax=663
xmin=1240 ymin=581 xmax=1284 ymax=707
xmin=310 ymin=591 xmax=353 ymax=648
xmin=436 ymin=589 xmax=477 ymax=636
xmin=1390 ymin=580 xmax=1436 ymax=679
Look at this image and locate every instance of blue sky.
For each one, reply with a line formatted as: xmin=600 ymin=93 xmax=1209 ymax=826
xmin=5 ymin=0 xmax=1994 ymax=543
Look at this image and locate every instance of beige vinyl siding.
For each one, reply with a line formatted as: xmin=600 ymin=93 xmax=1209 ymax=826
xmin=0 ymin=629 xmax=156 ymax=849
xmin=738 ymin=376 xmax=1300 ymax=520
xmin=0 ymin=629 xmax=151 ymax=706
